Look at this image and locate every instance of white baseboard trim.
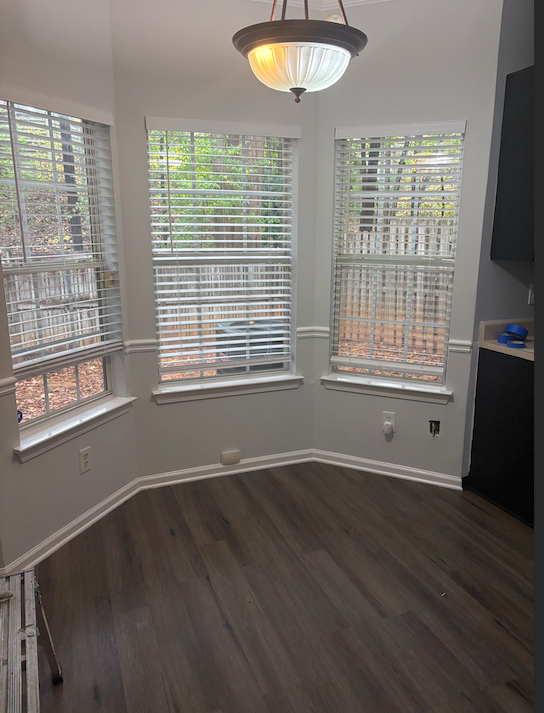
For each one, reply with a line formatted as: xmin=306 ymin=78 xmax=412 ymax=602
xmin=0 ymin=449 xmax=461 ymax=575
xmin=138 ymin=450 xmax=315 ymax=490
xmin=312 ymin=449 xmax=462 ymax=490
xmin=1 ymin=479 xmax=140 ymax=577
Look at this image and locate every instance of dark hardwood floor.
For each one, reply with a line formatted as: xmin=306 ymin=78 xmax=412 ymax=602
xmin=35 ymin=463 xmax=534 ymax=713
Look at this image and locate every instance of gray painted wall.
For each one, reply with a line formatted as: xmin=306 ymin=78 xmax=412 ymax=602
xmin=0 ymin=0 xmax=533 ymax=568
xmin=474 ymin=0 xmax=534 ymax=328
xmin=461 ymin=0 xmax=534 ymax=476
xmin=312 ymin=0 xmax=506 ymax=476
xmin=108 ymin=0 xmax=318 ymax=479
xmin=0 ymin=0 xmax=136 ymax=567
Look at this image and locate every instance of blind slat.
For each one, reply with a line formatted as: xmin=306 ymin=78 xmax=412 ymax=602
xmin=331 ymin=130 xmax=464 ymax=383
xmin=1 ymin=100 xmax=122 ymax=375
xmin=147 ymin=128 xmax=295 ymax=379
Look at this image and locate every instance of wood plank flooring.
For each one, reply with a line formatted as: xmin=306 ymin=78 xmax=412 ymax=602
xmin=35 ymin=463 xmax=534 ymax=713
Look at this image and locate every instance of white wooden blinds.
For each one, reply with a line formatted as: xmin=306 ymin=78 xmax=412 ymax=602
xmin=147 ymin=126 xmax=295 ymax=379
xmin=332 ymin=124 xmax=465 ymax=382
xmin=0 ymin=101 xmax=122 ymax=379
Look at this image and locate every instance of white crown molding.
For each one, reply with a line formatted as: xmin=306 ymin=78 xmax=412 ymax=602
xmin=297 ymin=326 xmax=330 ymax=339
xmin=0 ymin=448 xmax=461 ymax=575
xmin=0 ymin=376 xmax=16 ymax=398
xmin=448 ymin=339 xmax=473 ymax=354
xmin=124 ymin=339 xmax=157 ymax=355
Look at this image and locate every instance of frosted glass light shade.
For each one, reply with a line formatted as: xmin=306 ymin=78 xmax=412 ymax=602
xmin=248 ymin=42 xmax=351 ymax=94
xmin=233 ymin=19 xmax=368 ymax=102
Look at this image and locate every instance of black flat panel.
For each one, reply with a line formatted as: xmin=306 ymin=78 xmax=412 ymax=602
xmin=464 ymin=348 xmax=534 ymax=525
xmin=490 ymin=65 xmax=534 ymax=261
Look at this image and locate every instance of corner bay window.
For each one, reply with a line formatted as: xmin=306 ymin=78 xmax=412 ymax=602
xmin=146 ymin=120 xmax=297 ymax=382
xmin=0 ymin=101 xmax=121 ymax=424
xmin=331 ymin=122 xmax=465 ymax=383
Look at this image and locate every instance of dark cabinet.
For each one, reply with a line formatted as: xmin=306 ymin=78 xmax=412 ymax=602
xmin=490 ymin=64 xmax=534 ymax=261
xmin=463 ymin=348 xmax=534 ymax=526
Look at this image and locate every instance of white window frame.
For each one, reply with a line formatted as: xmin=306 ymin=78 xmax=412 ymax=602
xmin=0 ymin=90 xmax=133 ymax=451
xmin=324 ymin=121 xmax=466 ymax=402
xmin=146 ymin=118 xmax=304 ymax=403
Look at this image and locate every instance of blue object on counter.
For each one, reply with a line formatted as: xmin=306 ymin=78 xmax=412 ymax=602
xmin=497 ymin=332 xmax=511 ymax=344
xmin=507 ymin=339 xmax=526 ymax=349
xmin=504 ymin=323 xmax=529 ymax=340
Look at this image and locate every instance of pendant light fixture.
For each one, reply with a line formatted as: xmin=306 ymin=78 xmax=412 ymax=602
xmin=233 ymin=0 xmax=368 ymax=103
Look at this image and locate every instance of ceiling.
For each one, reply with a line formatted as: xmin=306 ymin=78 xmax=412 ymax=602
xmin=246 ymin=0 xmax=399 ymax=11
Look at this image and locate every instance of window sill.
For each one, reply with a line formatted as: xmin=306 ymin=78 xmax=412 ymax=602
xmin=14 ymin=396 xmax=137 ymax=463
xmin=320 ymin=374 xmax=452 ymax=404
xmin=153 ymin=373 xmax=304 ymax=404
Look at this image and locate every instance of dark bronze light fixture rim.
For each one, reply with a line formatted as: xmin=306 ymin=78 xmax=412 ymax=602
xmin=232 ymin=19 xmax=368 ymax=59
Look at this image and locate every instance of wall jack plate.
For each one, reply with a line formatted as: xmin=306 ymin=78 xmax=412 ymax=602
xmin=221 ymin=450 xmax=241 ymax=466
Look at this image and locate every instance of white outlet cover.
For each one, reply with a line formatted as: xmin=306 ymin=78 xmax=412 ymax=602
xmin=383 ymin=411 xmax=396 ymax=433
xmin=79 ymin=446 xmax=91 ymax=474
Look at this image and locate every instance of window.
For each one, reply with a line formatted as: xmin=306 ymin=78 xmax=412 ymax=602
xmin=0 ymin=101 xmax=122 ymax=424
xmin=331 ymin=122 xmax=465 ymax=384
xmin=146 ymin=120 xmax=296 ymax=382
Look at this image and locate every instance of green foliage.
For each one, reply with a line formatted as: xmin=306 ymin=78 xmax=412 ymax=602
xmin=148 ymin=130 xmax=290 ymax=252
xmin=342 ymin=134 xmax=462 ymax=220
xmin=0 ymin=103 xmax=95 ymax=262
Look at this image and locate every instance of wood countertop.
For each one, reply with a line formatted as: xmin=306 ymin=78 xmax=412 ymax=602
xmin=479 ymin=318 xmax=534 ymax=362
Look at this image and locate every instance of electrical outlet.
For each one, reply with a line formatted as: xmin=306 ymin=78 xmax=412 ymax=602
xmin=383 ymin=411 xmax=396 ymax=433
xmin=429 ymin=421 xmax=440 ymax=438
xmin=79 ymin=446 xmax=91 ymax=474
